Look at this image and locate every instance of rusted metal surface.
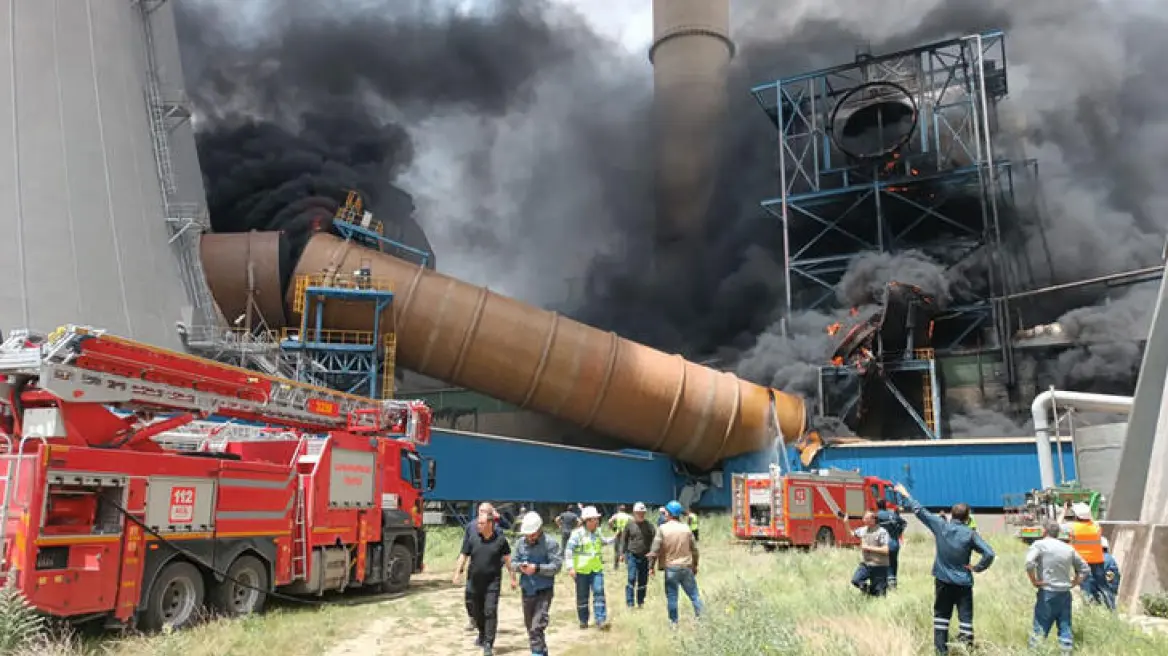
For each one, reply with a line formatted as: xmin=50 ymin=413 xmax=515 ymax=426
xmin=283 ymin=233 xmax=805 ymax=468
xmin=200 ymin=232 xmax=288 ymax=328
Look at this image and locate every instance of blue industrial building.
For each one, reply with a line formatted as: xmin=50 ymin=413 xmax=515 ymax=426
xmin=697 ymin=438 xmax=1077 ymax=510
xmin=419 ymin=428 xmax=678 ymax=506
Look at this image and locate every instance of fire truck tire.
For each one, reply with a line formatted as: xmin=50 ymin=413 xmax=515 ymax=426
xmin=141 ymin=561 xmax=205 ymax=632
xmin=381 ymin=542 xmax=414 ymax=594
xmin=814 ymin=527 xmax=835 ymax=548
xmin=209 ymin=555 xmax=269 ymax=617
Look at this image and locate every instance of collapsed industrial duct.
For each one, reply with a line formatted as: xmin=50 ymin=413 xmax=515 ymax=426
xmin=201 ymin=232 xmax=807 ymax=469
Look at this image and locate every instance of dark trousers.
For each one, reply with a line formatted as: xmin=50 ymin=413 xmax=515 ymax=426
xmin=626 ymin=553 xmax=650 ymax=607
xmin=1083 ymin=563 xmax=1116 ymax=610
xmin=467 ymin=577 xmax=501 ymax=648
xmin=851 ymin=563 xmax=888 ymax=597
xmin=612 ymin=542 xmax=621 ymax=570
xmin=933 ymin=580 xmax=974 ymax=654
xmin=1030 ymin=589 xmax=1074 ymax=653
xmin=522 ymin=588 xmax=554 ymax=655
xmin=692 ymin=529 xmax=700 ymax=542
xmin=888 ymin=546 xmax=900 ymax=587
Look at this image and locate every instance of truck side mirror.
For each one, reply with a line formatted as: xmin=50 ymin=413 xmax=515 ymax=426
xmin=427 ymin=458 xmax=437 ymax=492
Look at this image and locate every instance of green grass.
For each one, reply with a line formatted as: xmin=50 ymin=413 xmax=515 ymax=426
xmin=6 ymin=516 xmax=1168 ymax=655
xmin=563 ymin=515 xmax=1168 ymax=656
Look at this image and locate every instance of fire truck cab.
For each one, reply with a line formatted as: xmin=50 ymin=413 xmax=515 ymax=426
xmin=0 ymin=325 xmax=435 ymax=631
xmin=732 ymin=466 xmax=899 ymax=550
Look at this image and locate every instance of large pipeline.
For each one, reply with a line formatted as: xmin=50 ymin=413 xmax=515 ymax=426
xmin=202 ymin=232 xmax=805 ymax=468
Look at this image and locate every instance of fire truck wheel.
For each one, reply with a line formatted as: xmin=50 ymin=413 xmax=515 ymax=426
xmin=814 ymin=527 xmax=836 ymax=548
xmin=210 ymin=555 xmax=269 ymax=617
xmin=142 ymin=561 xmax=205 ymax=632
xmin=381 ymin=542 xmax=413 ymax=594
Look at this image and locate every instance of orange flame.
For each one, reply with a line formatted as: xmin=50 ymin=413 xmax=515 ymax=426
xmin=826 ymin=322 xmax=842 ymax=336
xmin=832 ymin=356 xmax=844 ymax=366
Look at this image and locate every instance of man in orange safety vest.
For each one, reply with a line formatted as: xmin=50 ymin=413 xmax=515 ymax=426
xmin=1062 ymin=502 xmax=1114 ymax=610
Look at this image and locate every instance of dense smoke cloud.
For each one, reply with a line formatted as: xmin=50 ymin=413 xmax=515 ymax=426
xmin=177 ymin=0 xmax=651 ymax=306
xmin=720 ymin=0 xmax=1168 ymax=429
xmin=177 ymin=0 xmax=1168 ymax=438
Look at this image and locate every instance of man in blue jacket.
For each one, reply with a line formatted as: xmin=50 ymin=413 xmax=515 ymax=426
xmin=511 ymin=512 xmax=563 ymax=656
xmin=876 ymin=500 xmax=908 ymax=589
xmin=894 ymin=484 xmax=995 ymax=655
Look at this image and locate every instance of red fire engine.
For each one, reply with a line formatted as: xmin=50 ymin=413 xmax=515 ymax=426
xmin=731 ymin=465 xmax=899 ymax=550
xmin=0 ymin=325 xmax=435 ymax=630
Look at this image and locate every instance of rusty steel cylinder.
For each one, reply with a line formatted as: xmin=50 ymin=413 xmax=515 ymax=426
xmin=288 ymin=233 xmax=805 ymax=468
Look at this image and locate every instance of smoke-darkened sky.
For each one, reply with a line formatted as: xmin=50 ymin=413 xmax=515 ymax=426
xmin=178 ymin=0 xmax=1168 ymax=427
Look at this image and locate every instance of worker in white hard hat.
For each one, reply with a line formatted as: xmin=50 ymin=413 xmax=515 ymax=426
xmin=510 ymin=512 xmax=562 ymax=656
xmin=1060 ymin=501 xmax=1113 ymax=609
xmin=617 ymin=502 xmax=657 ymax=609
xmin=564 ymin=505 xmax=615 ymax=630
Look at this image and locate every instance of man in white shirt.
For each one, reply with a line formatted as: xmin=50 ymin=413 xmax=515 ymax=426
xmin=851 ymin=511 xmax=891 ymax=597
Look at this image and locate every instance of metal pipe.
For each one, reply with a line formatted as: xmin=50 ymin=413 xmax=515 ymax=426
xmin=1003 ymin=266 xmax=1165 ymax=301
xmin=1032 ymin=390 xmax=1133 ymax=490
xmin=212 ymin=233 xmax=809 ymax=468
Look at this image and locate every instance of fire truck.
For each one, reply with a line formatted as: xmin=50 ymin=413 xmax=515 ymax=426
xmin=0 ymin=325 xmax=435 ymax=631
xmin=731 ymin=465 xmax=899 ymax=550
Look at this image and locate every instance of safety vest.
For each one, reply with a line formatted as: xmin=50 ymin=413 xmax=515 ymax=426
xmin=611 ymin=512 xmax=630 ymax=533
xmin=1069 ymin=521 xmax=1105 ymax=565
xmin=687 ymin=513 xmax=699 ymax=531
xmin=571 ymin=528 xmax=604 ymax=574
xmin=968 ymin=514 xmax=978 ymax=531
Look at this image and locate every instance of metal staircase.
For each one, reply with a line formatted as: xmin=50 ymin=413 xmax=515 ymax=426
xmin=133 ymin=0 xmax=220 ymax=331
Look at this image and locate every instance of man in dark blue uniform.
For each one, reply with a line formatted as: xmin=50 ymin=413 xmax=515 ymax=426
xmin=894 ymin=484 xmax=995 ymax=654
xmin=876 ymin=499 xmax=908 ymax=589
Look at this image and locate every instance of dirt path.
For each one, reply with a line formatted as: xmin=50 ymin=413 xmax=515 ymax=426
xmin=325 ymin=572 xmax=577 ymax=656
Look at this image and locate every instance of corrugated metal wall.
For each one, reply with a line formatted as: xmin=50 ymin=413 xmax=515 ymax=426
xmin=700 ymin=439 xmax=1078 ymax=509
xmin=419 ymin=429 xmax=677 ymax=505
xmin=0 ymin=0 xmax=197 ymax=347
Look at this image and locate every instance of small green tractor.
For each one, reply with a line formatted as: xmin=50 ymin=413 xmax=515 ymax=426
xmin=1003 ymin=484 xmax=1105 ymax=543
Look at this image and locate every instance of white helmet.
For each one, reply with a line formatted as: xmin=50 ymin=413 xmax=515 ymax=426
xmin=581 ymin=506 xmax=602 ymax=521
xmin=633 ymin=502 xmax=647 ymax=513
xmin=519 ymin=512 xmax=543 ymax=535
xmin=1072 ymin=503 xmax=1092 ymax=520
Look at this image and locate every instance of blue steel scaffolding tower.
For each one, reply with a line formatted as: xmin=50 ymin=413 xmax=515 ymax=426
xmin=279 ymin=192 xmax=432 ymax=398
xmin=283 ymin=273 xmax=396 ymax=398
xmin=751 ymin=31 xmax=1033 ymax=439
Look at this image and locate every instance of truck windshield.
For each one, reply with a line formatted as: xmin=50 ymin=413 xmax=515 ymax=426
xmin=401 ymin=451 xmax=423 ymax=489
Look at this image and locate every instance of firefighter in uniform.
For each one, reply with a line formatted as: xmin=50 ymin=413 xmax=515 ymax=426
xmin=565 ymin=506 xmax=614 ymax=630
xmin=1063 ymin=502 xmax=1113 ymax=609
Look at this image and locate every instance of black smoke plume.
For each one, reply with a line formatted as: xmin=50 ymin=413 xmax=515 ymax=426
xmin=178 ymin=0 xmax=1168 ymax=438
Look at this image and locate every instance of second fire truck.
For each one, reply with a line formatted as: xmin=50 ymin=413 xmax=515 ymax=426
xmin=731 ymin=464 xmax=899 ymax=550
xmin=0 ymin=325 xmax=435 ymax=630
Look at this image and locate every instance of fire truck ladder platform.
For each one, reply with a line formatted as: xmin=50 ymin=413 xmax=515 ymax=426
xmin=0 ymin=325 xmax=416 ymax=434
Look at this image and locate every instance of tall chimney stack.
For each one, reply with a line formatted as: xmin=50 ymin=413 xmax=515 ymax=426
xmin=650 ymin=0 xmax=734 ymax=278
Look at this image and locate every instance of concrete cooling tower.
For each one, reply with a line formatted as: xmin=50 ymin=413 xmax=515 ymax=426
xmin=0 ymin=0 xmax=212 ymax=349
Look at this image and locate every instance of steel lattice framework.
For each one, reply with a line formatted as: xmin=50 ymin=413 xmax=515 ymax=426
xmin=752 ymin=31 xmax=1032 ymax=356
xmin=751 ymin=31 xmax=1041 ymax=439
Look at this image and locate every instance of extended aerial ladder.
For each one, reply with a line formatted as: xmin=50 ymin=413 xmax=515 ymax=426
xmin=0 ymin=324 xmax=432 ymax=451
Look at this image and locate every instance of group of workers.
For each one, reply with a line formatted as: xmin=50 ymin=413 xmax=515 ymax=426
xmin=851 ymin=485 xmax=1122 ymax=654
xmin=451 ymin=501 xmax=702 ymax=656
